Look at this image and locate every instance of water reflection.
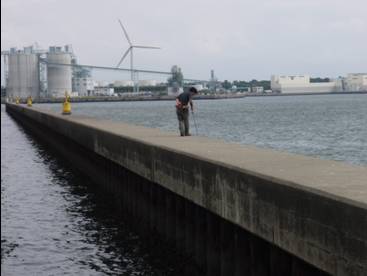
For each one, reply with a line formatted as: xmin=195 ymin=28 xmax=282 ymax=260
xmin=1 ymin=106 xmax=191 ymax=275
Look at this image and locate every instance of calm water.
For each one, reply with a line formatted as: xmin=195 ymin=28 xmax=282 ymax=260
xmin=1 ymin=105 xmax=188 ymax=275
xmin=2 ymin=94 xmax=366 ymax=275
xmin=38 ymin=94 xmax=367 ymax=165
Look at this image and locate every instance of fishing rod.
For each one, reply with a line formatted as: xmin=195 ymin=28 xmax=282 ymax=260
xmin=191 ymin=110 xmax=199 ymax=136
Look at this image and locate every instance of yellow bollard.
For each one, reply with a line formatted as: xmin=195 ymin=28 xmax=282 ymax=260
xmin=62 ymin=93 xmax=71 ymax=115
xmin=15 ymin=97 xmax=20 ymax=104
xmin=27 ymin=96 xmax=32 ymax=107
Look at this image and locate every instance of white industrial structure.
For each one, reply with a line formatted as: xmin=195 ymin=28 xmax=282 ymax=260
xmin=167 ymin=87 xmax=183 ymax=96
xmin=114 ymin=80 xmax=134 ymax=87
xmin=72 ymin=77 xmax=94 ymax=96
xmin=344 ymin=73 xmax=367 ymax=92
xmin=209 ymin=69 xmax=220 ymax=91
xmin=47 ymin=46 xmax=72 ymax=97
xmin=5 ymin=47 xmax=40 ymax=99
xmin=271 ymin=75 xmax=340 ymax=93
xmin=94 ymin=80 xmax=110 ymax=87
xmin=3 ymin=43 xmax=365 ymax=100
xmin=192 ymin=84 xmax=204 ymax=91
xmin=252 ymin=86 xmax=264 ymax=93
xmin=94 ymin=86 xmax=115 ymax=96
xmin=1 ymin=42 xmax=174 ymax=99
xmin=138 ymin=79 xmax=157 ymax=86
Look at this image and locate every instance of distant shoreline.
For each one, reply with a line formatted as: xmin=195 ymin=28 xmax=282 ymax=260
xmin=1 ymin=91 xmax=366 ymax=104
xmin=244 ymin=91 xmax=367 ymax=97
xmin=2 ymin=94 xmax=246 ymax=104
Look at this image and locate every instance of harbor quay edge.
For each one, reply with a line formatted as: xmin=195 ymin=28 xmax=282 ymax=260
xmin=5 ymin=103 xmax=367 ymax=276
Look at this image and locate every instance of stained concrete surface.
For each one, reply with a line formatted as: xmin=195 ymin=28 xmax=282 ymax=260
xmin=6 ymin=104 xmax=367 ymax=275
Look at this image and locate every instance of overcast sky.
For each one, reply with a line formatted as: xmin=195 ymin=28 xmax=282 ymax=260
xmin=1 ymin=0 xmax=366 ymax=81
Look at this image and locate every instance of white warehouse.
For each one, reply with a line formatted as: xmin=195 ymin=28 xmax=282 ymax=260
xmin=271 ymin=75 xmax=340 ymax=94
xmin=344 ymin=73 xmax=367 ymax=92
xmin=72 ymin=77 xmax=94 ymax=96
xmin=114 ymin=80 xmax=134 ymax=87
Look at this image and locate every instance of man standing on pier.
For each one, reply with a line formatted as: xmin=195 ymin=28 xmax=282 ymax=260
xmin=175 ymin=87 xmax=198 ymax=136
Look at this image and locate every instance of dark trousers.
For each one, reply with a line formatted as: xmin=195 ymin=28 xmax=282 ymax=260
xmin=176 ymin=108 xmax=190 ymax=136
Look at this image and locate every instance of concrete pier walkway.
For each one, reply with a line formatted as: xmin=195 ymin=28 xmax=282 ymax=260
xmin=6 ymin=103 xmax=367 ymax=275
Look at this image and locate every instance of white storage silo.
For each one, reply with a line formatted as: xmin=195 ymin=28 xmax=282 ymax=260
xmin=7 ymin=51 xmax=40 ymax=99
xmin=47 ymin=47 xmax=72 ymax=97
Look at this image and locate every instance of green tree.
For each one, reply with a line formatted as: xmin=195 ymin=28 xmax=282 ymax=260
xmin=310 ymin=77 xmax=330 ymax=83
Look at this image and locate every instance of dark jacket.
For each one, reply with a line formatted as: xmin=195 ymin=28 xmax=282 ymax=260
xmin=176 ymin=91 xmax=192 ymax=109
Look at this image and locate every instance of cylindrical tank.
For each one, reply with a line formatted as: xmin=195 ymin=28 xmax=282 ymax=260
xmin=47 ymin=50 xmax=72 ymax=97
xmin=7 ymin=52 xmax=40 ymax=99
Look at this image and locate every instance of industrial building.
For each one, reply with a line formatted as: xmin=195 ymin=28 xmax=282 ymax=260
xmin=113 ymin=80 xmax=157 ymax=87
xmin=192 ymin=84 xmax=204 ymax=91
xmin=251 ymin=86 xmax=264 ymax=93
xmin=344 ymin=73 xmax=367 ymax=92
xmin=72 ymin=77 xmax=94 ymax=96
xmin=138 ymin=79 xmax=157 ymax=87
xmin=114 ymin=80 xmax=134 ymax=87
xmin=2 ymin=45 xmax=74 ymax=99
xmin=94 ymin=81 xmax=110 ymax=87
xmin=167 ymin=86 xmax=183 ymax=96
xmin=5 ymin=46 xmax=41 ymax=99
xmin=2 ymin=44 xmax=164 ymax=98
xmin=271 ymin=74 xmax=367 ymax=94
xmin=94 ymin=86 xmax=115 ymax=96
xmin=47 ymin=46 xmax=72 ymax=97
xmin=2 ymin=43 xmax=365 ymax=99
xmin=271 ymin=75 xmax=340 ymax=94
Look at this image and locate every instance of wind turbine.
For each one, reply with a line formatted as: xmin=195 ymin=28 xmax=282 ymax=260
xmin=116 ymin=19 xmax=160 ymax=91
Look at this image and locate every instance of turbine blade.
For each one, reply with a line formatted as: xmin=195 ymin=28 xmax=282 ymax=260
xmin=116 ymin=47 xmax=131 ymax=68
xmin=133 ymin=45 xmax=161 ymax=49
xmin=118 ymin=19 xmax=132 ymax=46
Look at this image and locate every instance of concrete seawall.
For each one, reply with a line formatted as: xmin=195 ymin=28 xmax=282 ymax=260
xmin=6 ymin=103 xmax=367 ymax=275
xmin=1 ymin=93 xmax=245 ymax=104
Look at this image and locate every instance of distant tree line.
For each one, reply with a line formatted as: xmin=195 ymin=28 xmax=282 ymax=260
xmin=114 ymin=85 xmax=167 ymax=93
xmin=222 ymin=80 xmax=271 ymax=90
xmin=218 ymin=78 xmax=331 ymax=91
xmin=114 ymin=79 xmax=272 ymax=94
xmin=310 ymin=77 xmax=330 ymax=83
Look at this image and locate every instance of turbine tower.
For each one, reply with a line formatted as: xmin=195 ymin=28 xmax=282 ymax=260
xmin=116 ymin=19 xmax=160 ymax=91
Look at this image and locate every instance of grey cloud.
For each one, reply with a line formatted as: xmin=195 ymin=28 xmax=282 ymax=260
xmin=1 ymin=0 xmax=366 ymax=81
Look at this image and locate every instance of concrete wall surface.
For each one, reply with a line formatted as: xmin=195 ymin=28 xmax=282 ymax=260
xmin=6 ymin=103 xmax=367 ymax=275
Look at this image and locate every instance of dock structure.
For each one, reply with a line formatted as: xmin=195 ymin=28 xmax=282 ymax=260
xmin=6 ymin=103 xmax=367 ymax=276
